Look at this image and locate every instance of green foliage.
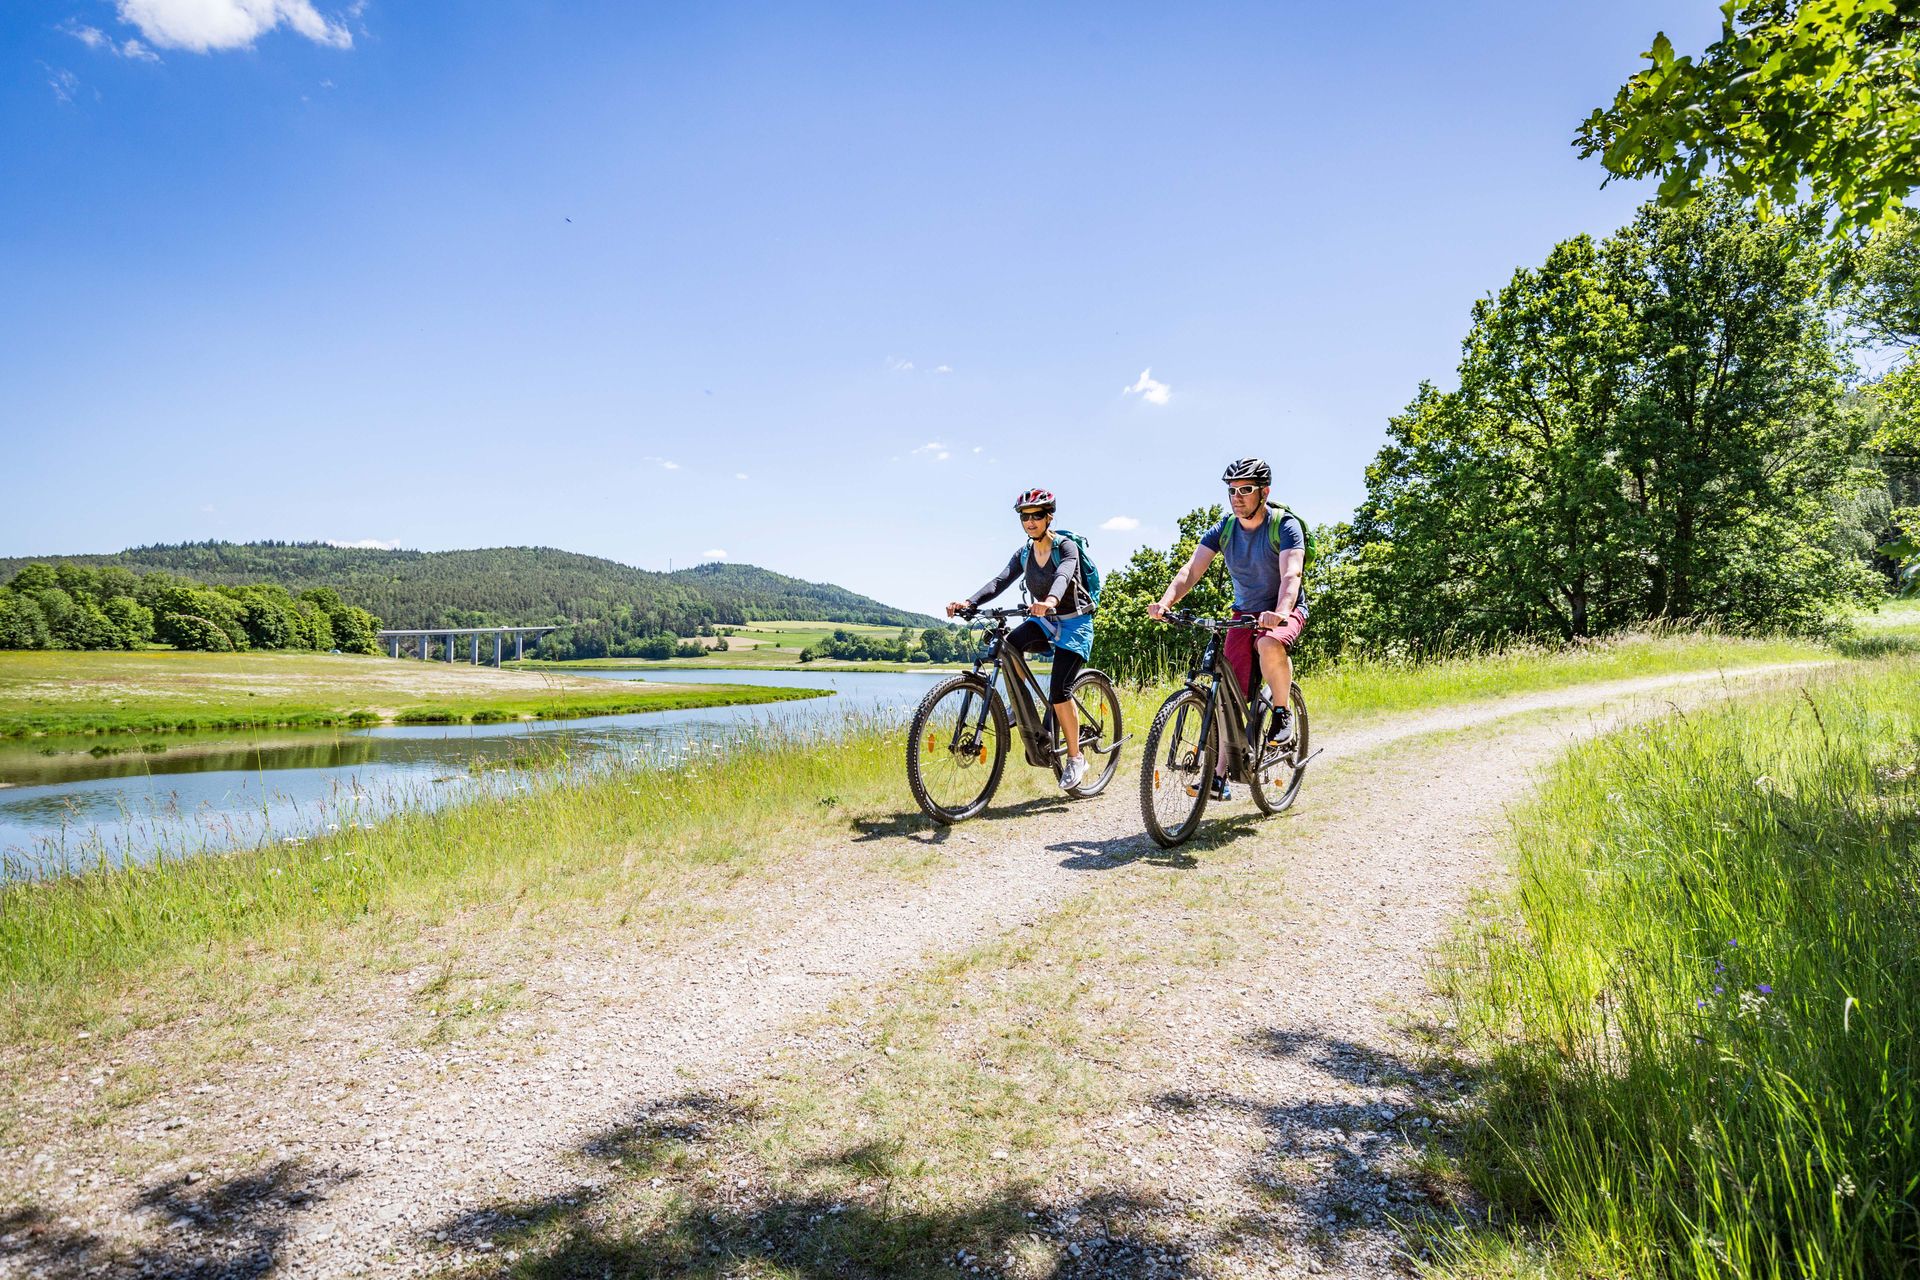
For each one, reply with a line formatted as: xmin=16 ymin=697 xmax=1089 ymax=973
xmin=1346 ymin=187 xmax=1880 ymax=651
xmin=0 ymin=544 xmax=938 ymax=662
xmin=1438 ymin=663 xmax=1920 ymax=1275
xmin=0 ymin=563 xmax=383 ymax=654
xmin=1089 ymin=506 xmax=1234 ymax=682
xmin=161 ymin=614 xmax=237 ymax=653
xmin=0 ymin=593 xmax=51 ymax=650
xmin=1578 ymin=0 xmax=1920 ymax=238
xmin=101 ymin=596 xmax=154 ymax=649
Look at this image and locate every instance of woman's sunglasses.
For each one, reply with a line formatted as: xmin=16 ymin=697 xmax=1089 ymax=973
xmin=1226 ymin=484 xmax=1260 ymax=497
xmin=1018 ymin=510 xmax=1051 ymax=522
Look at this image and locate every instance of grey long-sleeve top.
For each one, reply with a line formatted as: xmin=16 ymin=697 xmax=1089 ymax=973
xmin=966 ymin=537 xmax=1086 ymax=616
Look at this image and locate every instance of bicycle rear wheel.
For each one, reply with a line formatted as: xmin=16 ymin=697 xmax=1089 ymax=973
xmin=1140 ymin=687 xmax=1216 ymax=848
xmin=1247 ymin=682 xmax=1309 ymax=816
xmin=1062 ymin=669 xmax=1122 ymax=798
xmin=906 ymin=675 xmax=1009 ymax=824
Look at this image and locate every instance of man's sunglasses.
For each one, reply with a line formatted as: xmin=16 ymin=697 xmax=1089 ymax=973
xmin=1226 ymin=483 xmax=1261 ymax=497
xmin=1018 ymin=510 xmax=1051 ymax=522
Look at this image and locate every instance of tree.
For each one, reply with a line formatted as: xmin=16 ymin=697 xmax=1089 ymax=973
xmin=0 ymin=592 xmax=51 ymax=650
xmin=1578 ymin=0 xmax=1920 ymax=239
xmin=1349 ymin=188 xmax=1878 ymax=646
xmin=101 ymin=596 xmax=154 ymax=649
xmin=326 ymin=605 xmax=380 ymax=655
xmin=1089 ymin=506 xmax=1235 ymax=681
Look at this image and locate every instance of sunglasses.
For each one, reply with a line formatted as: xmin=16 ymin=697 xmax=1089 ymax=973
xmin=1018 ymin=510 xmax=1051 ymax=522
xmin=1226 ymin=484 xmax=1260 ymax=497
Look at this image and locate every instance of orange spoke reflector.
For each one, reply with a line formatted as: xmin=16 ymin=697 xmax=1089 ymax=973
xmin=1154 ymin=770 xmax=1161 ymax=787
xmin=927 ymin=734 xmax=937 ymax=752
xmin=978 ymin=746 xmax=987 ymax=763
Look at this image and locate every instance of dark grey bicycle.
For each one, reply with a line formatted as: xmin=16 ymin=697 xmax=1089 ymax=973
xmin=905 ymin=606 xmax=1124 ymax=824
xmin=1139 ymin=610 xmax=1311 ymax=848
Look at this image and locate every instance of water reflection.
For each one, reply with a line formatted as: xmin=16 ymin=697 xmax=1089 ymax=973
xmin=1 ymin=668 xmax=945 ymax=879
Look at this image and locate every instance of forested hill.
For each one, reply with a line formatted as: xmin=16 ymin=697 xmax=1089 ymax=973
xmin=0 ymin=543 xmax=940 ymax=634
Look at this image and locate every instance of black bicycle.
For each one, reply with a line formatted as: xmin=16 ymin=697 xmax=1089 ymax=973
xmin=1139 ymin=610 xmax=1311 ymax=848
xmin=905 ymin=606 xmax=1125 ymax=824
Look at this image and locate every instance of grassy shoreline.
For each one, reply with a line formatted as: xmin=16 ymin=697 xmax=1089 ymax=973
xmin=0 ymin=650 xmax=828 ymax=739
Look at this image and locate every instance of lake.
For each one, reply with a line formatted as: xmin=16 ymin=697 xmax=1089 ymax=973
xmin=0 ymin=668 xmax=951 ymax=879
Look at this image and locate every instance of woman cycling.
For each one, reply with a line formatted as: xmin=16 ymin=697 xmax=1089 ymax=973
xmin=946 ymin=487 xmax=1096 ymax=791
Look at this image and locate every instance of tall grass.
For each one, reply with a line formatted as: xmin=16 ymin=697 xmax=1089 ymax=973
xmin=0 ymin=712 xmax=1051 ymax=1044
xmin=1435 ymin=660 xmax=1920 ymax=1277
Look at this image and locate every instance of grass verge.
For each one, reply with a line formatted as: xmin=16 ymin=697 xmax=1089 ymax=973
xmin=1429 ymin=658 xmax=1920 ymax=1278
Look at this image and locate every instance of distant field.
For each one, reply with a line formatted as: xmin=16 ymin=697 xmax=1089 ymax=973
xmin=512 ymin=619 xmax=967 ymax=672
xmin=0 ymin=650 xmax=825 ymax=738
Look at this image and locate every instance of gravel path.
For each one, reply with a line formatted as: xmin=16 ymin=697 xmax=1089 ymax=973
xmin=0 ymin=663 xmax=1820 ymax=1277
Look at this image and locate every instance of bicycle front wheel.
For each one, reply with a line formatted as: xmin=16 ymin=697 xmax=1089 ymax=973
xmin=1139 ymin=687 xmax=1216 ymax=848
xmin=1247 ymin=682 xmax=1309 ymax=816
xmin=1063 ymin=669 xmax=1122 ymax=798
xmin=906 ymin=675 xmax=1009 ymax=824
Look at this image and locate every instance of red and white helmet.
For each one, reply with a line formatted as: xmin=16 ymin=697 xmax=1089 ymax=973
xmin=1013 ymin=487 xmax=1056 ymax=512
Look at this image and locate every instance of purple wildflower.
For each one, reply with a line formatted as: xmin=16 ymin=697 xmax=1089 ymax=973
xmin=1713 ymin=985 xmax=1724 ymax=996
xmin=1696 ymin=1000 xmax=1707 ymax=1009
xmin=1757 ymin=984 xmax=1772 ymax=995
xmin=1728 ymin=939 xmax=1739 ymax=948
xmin=1714 ymin=963 xmax=1725 ymax=975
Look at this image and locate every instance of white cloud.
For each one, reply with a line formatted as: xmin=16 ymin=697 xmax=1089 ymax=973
xmin=1100 ymin=516 xmax=1141 ymax=532
xmin=43 ymin=65 xmax=80 ymax=102
xmin=64 ymin=22 xmax=110 ymax=49
xmin=642 ymin=456 xmax=680 ymax=471
xmin=886 ymin=356 xmax=915 ymax=372
xmin=700 ymin=549 xmax=728 ymax=561
xmin=326 ymin=538 xmax=401 ymax=550
xmin=1122 ymin=368 xmax=1172 ymax=406
xmin=911 ymin=441 xmax=951 ymax=462
xmin=114 ymin=0 xmax=354 ymax=52
xmin=933 ymin=364 xmax=953 ymax=374
xmin=735 ymin=472 xmax=749 ymax=480
xmin=64 ymin=22 xmax=163 ymax=59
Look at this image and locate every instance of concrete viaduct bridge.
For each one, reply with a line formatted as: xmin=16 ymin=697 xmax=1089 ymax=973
xmin=377 ymin=626 xmax=560 ymax=666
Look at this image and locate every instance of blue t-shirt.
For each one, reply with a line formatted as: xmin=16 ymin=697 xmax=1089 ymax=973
xmin=1199 ymin=511 xmax=1309 ymax=616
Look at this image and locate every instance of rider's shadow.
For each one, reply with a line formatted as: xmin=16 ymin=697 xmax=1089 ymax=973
xmin=1051 ymin=834 xmax=1196 ymax=870
xmin=849 ymin=795 xmax=1073 ymax=844
xmin=1052 ymin=807 xmax=1273 ymax=870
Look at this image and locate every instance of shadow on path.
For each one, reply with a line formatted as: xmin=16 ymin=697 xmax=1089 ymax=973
xmin=1 ymin=1160 xmax=354 ymax=1280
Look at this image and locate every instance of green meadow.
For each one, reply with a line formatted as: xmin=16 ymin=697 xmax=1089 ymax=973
xmin=0 ymin=649 xmax=824 ymax=739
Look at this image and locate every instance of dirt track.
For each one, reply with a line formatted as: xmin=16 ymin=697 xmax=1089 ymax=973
xmin=0 ymin=663 xmax=1823 ymax=1278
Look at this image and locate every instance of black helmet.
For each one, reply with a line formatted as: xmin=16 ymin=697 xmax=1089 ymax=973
xmin=1222 ymin=457 xmax=1270 ymax=486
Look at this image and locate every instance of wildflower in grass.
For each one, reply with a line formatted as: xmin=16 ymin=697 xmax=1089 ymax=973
xmin=1713 ymin=985 xmax=1724 ymax=996
xmin=1756 ymin=983 xmax=1772 ymax=995
xmin=1836 ymin=1173 xmax=1858 ymax=1198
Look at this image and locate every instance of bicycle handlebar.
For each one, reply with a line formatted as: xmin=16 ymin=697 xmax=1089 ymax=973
xmin=1161 ymin=609 xmax=1261 ymax=631
xmin=955 ymin=605 xmax=1030 ymax=624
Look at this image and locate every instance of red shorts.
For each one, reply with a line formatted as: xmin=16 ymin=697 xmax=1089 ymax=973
xmin=1224 ymin=609 xmax=1306 ymax=698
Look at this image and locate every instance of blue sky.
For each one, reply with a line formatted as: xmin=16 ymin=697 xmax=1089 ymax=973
xmin=2 ymin=1 xmax=1720 ymax=617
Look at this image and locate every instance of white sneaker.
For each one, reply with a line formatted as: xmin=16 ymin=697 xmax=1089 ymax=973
xmin=1060 ymin=754 xmax=1089 ymax=791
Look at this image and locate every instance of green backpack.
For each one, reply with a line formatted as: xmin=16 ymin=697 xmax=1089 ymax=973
xmin=1020 ymin=529 xmax=1102 ymax=613
xmin=1215 ymin=503 xmax=1317 ymax=576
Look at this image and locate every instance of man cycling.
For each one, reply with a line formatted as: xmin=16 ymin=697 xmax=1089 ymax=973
xmin=1147 ymin=458 xmax=1307 ymax=800
xmin=946 ymin=488 xmax=1095 ymax=792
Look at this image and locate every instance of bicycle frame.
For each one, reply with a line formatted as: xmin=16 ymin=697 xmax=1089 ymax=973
xmin=967 ymin=613 xmax=1062 ymax=768
xmin=1180 ymin=623 xmax=1261 ymax=783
